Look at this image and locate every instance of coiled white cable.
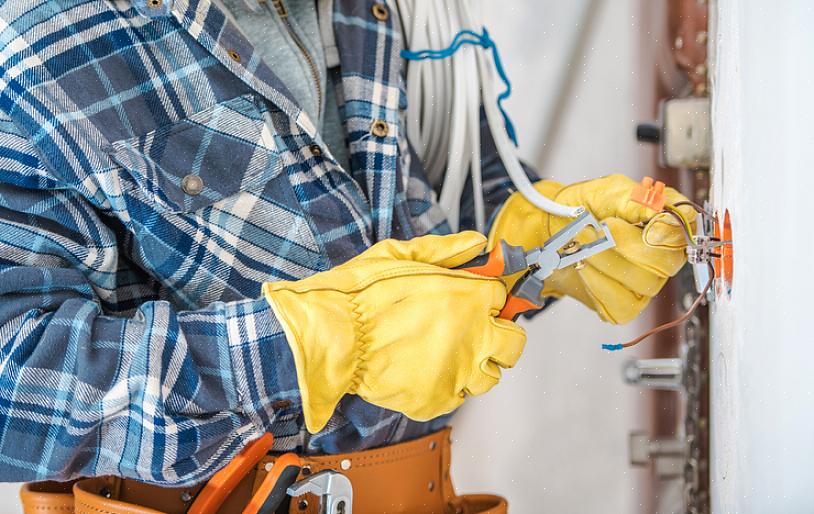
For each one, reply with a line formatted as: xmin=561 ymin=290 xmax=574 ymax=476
xmin=394 ymin=0 xmax=583 ymax=232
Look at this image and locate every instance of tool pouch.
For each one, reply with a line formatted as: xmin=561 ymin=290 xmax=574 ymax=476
xmin=19 ymin=428 xmax=507 ymax=514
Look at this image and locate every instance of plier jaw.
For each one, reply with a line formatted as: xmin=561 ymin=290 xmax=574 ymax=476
xmin=461 ymin=211 xmax=616 ymax=321
xmin=530 ymin=210 xmax=616 ymax=279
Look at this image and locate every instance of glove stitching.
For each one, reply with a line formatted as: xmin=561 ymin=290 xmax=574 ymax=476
xmin=347 ymin=294 xmax=372 ymax=395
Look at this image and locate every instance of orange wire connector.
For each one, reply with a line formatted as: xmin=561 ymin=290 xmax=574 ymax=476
xmin=630 ymin=176 xmax=666 ymax=212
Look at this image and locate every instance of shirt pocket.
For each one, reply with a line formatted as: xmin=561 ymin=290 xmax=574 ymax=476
xmin=106 ymin=94 xmax=283 ymax=214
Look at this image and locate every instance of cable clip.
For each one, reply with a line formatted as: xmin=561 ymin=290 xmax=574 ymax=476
xmin=630 ymin=177 xmax=666 ymax=212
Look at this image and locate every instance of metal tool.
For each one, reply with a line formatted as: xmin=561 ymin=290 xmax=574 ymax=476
xmin=287 ymin=470 xmax=353 ymax=514
xmin=244 ymin=453 xmax=302 ymax=514
xmin=187 ymin=434 xmax=275 ymax=514
xmin=186 ymin=432 xmax=306 ymax=514
xmin=187 ymin=434 xmax=299 ymax=514
xmin=460 ymin=210 xmax=616 ymax=320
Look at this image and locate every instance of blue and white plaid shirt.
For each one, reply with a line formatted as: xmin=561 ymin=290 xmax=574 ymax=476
xmin=0 ymin=0 xmax=525 ymax=485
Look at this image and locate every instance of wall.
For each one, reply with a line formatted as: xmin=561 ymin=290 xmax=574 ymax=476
xmin=451 ymin=0 xmax=656 ymax=512
xmin=709 ymin=1 xmax=814 ymax=512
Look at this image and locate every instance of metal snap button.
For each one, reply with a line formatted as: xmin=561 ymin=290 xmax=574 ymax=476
xmin=370 ymin=119 xmax=389 ymax=137
xmin=371 ymin=3 xmax=389 ymax=21
xmin=181 ymin=174 xmax=203 ymax=196
xmin=147 ymin=0 xmax=162 ymax=8
xmin=309 ymin=144 xmax=322 ymax=157
xmin=297 ymin=499 xmax=308 ymax=510
xmin=340 ymin=458 xmax=351 ymax=470
xmin=228 ymin=49 xmax=242 ymax=63
xmin=428 ymin=481 xmax=435 ymax=492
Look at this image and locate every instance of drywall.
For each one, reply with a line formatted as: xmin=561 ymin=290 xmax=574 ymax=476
xmin=709 ymin=1 xmax=814 ymax=512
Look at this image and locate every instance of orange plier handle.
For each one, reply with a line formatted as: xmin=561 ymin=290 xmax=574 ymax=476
xmin=188 ymin=434 xmax=302 ymax=514
xmin=458 ymin=240 xmax=545 ymax=321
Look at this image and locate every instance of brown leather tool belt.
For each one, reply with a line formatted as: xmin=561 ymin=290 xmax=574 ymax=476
xmin=19 ymin=428 xmax=506 ymax=514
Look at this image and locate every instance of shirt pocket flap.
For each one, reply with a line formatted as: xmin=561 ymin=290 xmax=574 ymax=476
xmin=106 ymin=95 xmax=283 ymax=213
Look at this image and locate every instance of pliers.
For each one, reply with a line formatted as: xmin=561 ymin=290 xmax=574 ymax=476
xmin=188 ymin=433 xmax=353 ymax=514
xmin=460 ymin=211 xmax=616 ymax=320
xmin=187 ymin=434 xmax=303 ymax=514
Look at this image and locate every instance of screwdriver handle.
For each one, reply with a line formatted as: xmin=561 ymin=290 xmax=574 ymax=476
xmin=458 ymin=240 xmax=528 ymax=277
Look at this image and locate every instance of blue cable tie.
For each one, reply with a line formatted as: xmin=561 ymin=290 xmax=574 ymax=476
xmin=401 ymin=28 xmax=518 ymax=146
xmin=602 ymin=344 xmax=624 ymax=352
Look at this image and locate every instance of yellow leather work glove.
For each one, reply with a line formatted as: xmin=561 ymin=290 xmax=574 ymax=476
xmin=263 ymin=232 xmax=526 ymax=433
xmin=489 ymin=174 xmax=693 ymax=324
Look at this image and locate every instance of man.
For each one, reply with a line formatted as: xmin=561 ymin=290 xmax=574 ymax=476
xmin=0 ymin=0 xmax=690 ymax=512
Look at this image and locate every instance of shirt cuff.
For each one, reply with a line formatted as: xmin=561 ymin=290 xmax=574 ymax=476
xmin=225 ymin=297 xmax=302 ymax=432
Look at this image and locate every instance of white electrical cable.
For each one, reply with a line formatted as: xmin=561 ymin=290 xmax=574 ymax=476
xmin=395 ymin=0 xmax=583 ymax=232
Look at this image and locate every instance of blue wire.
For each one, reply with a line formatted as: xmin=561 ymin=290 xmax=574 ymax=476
xmin=601 ymin=344 xmax=624 ymax=352
xmin=401 ymin=28 xmax=518 ymax=146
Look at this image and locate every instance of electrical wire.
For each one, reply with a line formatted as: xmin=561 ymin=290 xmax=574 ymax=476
xmin=673 ymin=200 xmax=715 ymax=218
xmin=395 ymin=0 xmax=584 ymax=232
xmin=664 ymin=204 xmax=694 ymax=239
xmin=606 ymin=201 xmax=718 ymax=352
xmin=602 ymin=261 xmax=714 ymax=351
xmin=642 ymin=208 xmax=694 ymax=248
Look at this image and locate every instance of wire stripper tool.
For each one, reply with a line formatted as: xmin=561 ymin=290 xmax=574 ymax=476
xmin=460 ymin=211 xmax=616 ymax=320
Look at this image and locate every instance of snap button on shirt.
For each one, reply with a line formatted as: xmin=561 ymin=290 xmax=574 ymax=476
xmin=181 ymin=174 xmax=204 ymax=196
xmin=371 ymin=119 xmax=389 ymax=137
xmin=371 ymin=3 xmax=389 ymax=21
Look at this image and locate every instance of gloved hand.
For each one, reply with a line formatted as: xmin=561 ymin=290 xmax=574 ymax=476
xmin=489 ymin=174 xmax=693 ymax=324
xmin=263 ymin=232 xmax=526 ymax=433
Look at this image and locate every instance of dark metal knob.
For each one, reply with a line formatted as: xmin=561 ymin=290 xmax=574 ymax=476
xmin=636 ymin=122 xmax=661 ymax=143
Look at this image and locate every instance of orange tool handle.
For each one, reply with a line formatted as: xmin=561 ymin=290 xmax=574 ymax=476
xmin=459 ymin=241 xmax=508 ymax=277
xmin=243 ymin=453 xmax=302 ymax=514
xmin=459 ymin=242 xmax=544 ymax=322
xmin=458 ymin=240 xmax=528 ymax=277
xmin=499 ymin=295 xmax=542 ymax=321
xmin=499 ymin=272 xmax=546 ymax=321
xmin=188 ymin=433 xmax=275 ymax=514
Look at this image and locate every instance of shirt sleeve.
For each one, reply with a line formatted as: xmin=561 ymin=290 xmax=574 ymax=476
xmin=0 ymin=116 xmax=301 ymax=486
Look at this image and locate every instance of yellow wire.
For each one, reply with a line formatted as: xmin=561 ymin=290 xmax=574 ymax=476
xmin=641 ymin=205 xmax=694 ymax=249
xmin=664 ymin=204 xmax=694 ymax=239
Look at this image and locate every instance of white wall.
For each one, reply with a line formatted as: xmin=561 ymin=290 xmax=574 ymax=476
xmin=451 ymin=1 xmax=655 ymax=512
xmin=710 ymin=2 xmax=814 ymax=513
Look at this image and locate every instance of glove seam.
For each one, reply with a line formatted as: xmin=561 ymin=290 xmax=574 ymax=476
xmin=347 ymin=294 xmax=371 ymax=394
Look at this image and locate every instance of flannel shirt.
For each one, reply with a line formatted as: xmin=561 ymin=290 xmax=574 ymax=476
xmin=0 ymin=0 xmax=525 ymax=485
